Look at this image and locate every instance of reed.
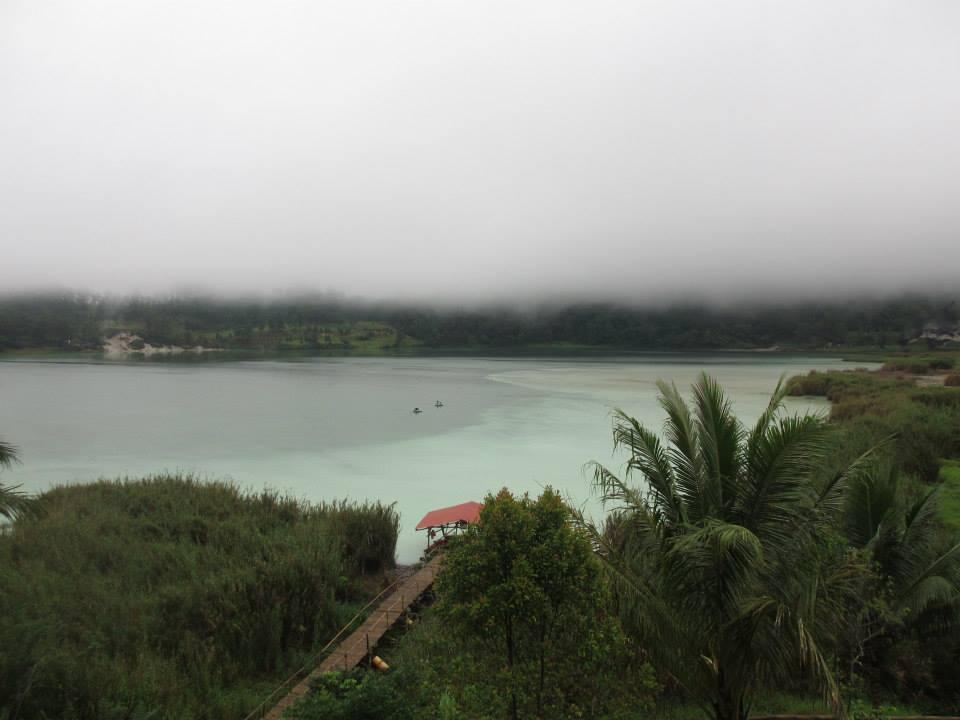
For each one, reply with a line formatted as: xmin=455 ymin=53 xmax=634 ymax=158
xmin=0 ymin=473 xmax=400 ymax=720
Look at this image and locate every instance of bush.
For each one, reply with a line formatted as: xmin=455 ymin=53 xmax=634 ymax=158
xmin=286 ymin=671 xmax=416 ymax=720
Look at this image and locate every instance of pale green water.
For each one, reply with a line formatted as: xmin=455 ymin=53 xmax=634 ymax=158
xmin=0 ymin=355 xmax=864 ymax=561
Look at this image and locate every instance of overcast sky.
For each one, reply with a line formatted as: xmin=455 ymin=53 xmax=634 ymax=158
xmin=1 ymin=1 xmax=958 ymax=303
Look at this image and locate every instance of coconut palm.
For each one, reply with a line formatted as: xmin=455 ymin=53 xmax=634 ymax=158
xmin=844 ymin=460 xmax=960 ymax=631
xmin=0 ymin=437 xmax=33 ymax=521
xmin=582 ymin=374 xmax=873 ymax=720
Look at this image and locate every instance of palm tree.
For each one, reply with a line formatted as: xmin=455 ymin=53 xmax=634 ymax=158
xmin=846 ymin=461 xmax=960 ymax=615
xmin=842 ymin=460 xmax=960 ymax=676
xmin=0 ymin=437 xmax=33 ymax=522
xmin=581 ymin=374 xmax=872 ymax=720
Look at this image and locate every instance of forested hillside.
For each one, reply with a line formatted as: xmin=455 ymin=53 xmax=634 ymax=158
xmin=0 ymin=293 xmax=958 ymax=353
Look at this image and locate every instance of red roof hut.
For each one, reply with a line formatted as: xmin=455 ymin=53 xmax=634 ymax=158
xmin=415 ymin=501 xmax=482 ymax=553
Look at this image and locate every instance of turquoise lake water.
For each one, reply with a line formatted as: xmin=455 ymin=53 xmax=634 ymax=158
xmin=0 ymin=354 xmax=865 ymax=561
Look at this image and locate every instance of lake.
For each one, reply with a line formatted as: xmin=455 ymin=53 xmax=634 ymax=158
xmin=0 ymin=354 xmax=863 ymax=561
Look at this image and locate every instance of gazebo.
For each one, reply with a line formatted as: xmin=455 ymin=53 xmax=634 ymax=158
xmin=415 ymin=501 xmax=482 ymax=553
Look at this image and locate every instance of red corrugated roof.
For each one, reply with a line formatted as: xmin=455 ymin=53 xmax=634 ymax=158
xmin=415 ymin=501 xmax=482 ymax=530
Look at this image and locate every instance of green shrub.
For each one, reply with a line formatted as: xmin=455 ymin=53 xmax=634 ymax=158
xmin=285 ymin=671 xmax=415 ymax=720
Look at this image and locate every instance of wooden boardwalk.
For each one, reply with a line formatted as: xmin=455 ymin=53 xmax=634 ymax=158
xmin=262 ymin=557 xmax=442 ymax=720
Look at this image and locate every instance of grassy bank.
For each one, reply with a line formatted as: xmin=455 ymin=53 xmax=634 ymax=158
xmin=786 ymin=369 xmax=960 ymax=483
xmin=0 ymin=475 xmax=399 ymax=720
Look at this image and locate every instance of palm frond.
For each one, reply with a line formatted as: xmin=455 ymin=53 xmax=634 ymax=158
xmin=657 ymin=380 xmax=707 ymax=520
xmin=737 ymin=414 xmax=831 ymax=549
xmin=665 ymin=520 xmax=763 ymax=620
xmin=898 ymin=541 xmax=960 ymax=614
xmin=692 ymin=373 xmax=744 ymax=516
xmin=747 ymin=376 xmax=788 ymax=450
xmin=816 ymin=440 xmax=890 ymax=522
xmin=844 ymin=459 xmax=899 ymax=548
xmin=611 ymin=409 xmax=686 ymax=523
xmin=0 ymin=439 xmax=21 ymax=469
xmin=0 ymin=483 xmax=37 ymax=522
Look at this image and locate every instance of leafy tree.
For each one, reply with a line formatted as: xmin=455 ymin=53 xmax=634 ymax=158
xmin=437 ymin=487 xmax=652 ymax=719
xmin=581 ymin=374 xmax=872 ymax=720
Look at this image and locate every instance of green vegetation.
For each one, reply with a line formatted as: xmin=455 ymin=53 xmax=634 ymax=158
xmin=0 ymin=475 xmax=399 ymax=719
xmin=787 ymin=370 xmax=960 ymax=482
xmin=840 ymin=460 xmax=960 ymax=703
xmin=784 ymin=369 xmax=960 ymax=707
xmin=938 ymin=460 xmax=960 ymax=530
xmin=581 ymin=375 xmax=865 ymax=720
xmin=289 ymin=489 xmax=658 ymax=720
xmin=437 ymin=488 xmax=655 ymax=719
xmin=1 ymin=292 xmax=957 ymax=354
xmin=287 ymin=374 xmax=960 ymax=720
xmin=0 ymin=437 xmax=34 ymax=522
xmin=881 ymin=353 xmax=956 ymax=374
xmin=3 ymin=363 xmax=959 ymax=718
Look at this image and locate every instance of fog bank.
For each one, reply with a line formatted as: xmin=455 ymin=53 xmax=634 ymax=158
xmin=2 ymin=1 xmax=958 ymax=302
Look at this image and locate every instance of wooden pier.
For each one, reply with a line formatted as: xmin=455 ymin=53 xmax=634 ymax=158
xmin=259 ymin=556 xmax=442 ymax=720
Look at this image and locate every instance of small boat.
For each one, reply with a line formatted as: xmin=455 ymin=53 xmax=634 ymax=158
xmin=434 ymin=400 xmax=444 ymax=408
xmin=412 ymin=407 xmax=423 ymax=414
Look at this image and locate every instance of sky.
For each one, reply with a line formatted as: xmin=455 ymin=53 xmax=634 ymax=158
xmin=1 ymin=1 xmax=959 ymax=303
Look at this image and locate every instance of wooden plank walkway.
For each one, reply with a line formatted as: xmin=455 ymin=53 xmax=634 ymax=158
xmin=263 ymin=557 xmax=442 ymax=720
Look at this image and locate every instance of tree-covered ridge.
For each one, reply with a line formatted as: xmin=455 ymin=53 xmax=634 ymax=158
xmin=0 ymin=293 xmax=958 ymax=352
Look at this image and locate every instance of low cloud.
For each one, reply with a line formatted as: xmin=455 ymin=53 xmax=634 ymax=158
xmin=2 ymin=1 xmax=958 ymax=303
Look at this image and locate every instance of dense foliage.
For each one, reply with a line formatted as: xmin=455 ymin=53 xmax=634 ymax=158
xmin=581 ymin=376 xmax=869 ymax=720
xmin=787 ymin=370 xmax=960 ymax=487
xmin=289 ymin=489 xmax=658 ymax=720
xmin=437 ymin=488 xmax=656 ymax=719
xmin=0 ymin=475 xmax=399 ymax=720
xmin=1 ymin=292 xmax=957 ymax=352
xmin=840 ymin=461 xmax=960 ymax=702
xmin=284 ymin=371 xmax=960 ymax=720
xmin=787 ymin=369 xmax=960 ymax=707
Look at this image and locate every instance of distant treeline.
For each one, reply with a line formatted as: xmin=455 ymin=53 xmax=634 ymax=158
xmin=0 ymin=292 xmax=958 ymax=352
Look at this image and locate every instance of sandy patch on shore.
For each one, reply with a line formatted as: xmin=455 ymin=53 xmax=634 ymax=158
xmin=103 ymin=333 xmax=222 ymax=357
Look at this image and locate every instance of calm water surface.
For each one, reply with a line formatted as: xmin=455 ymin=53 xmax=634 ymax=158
xmin=0 ymin=355 xmax=865 ymax=561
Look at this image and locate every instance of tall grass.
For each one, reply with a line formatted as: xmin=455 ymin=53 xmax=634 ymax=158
xmin=0 ymin=474 xmax=399 ymax=720
xmin=788 ymin=371 xmax=960 ymax=482
xmin=314 ymin=498 xmax=400 ymax=577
